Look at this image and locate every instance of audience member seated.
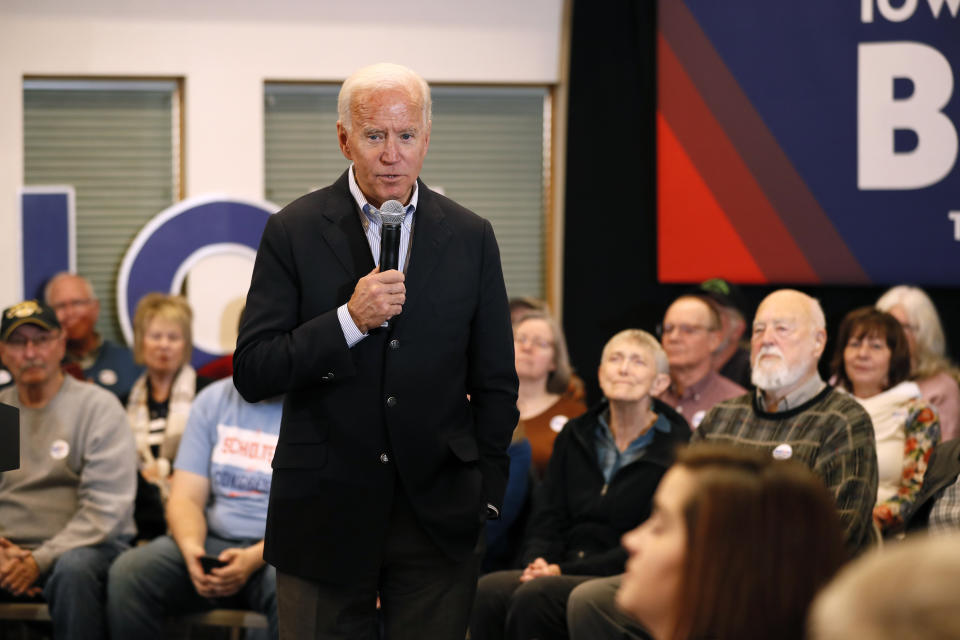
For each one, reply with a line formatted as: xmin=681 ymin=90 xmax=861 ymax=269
xmin=127 ymin=293 xmax=201 ymax=540
xmin=482 ymin=430 xmax=532 ymax=574
xmin=695 ymin=289 xmax=878 ymax=553
xmin=45 ymin=272 xmax=143 ymax=403
xmin=831 ymin=307 xmax=940 ymax=536
xmin=695 ymin=278 xmax=751 ymax=388
xmin=905 ymin=438 xmax=960 ymax=532
xmin=0 ymin=300 xmax=136 ymax=640
xmin=469 ymin=330 xmax=690 ymax=640
xmin=877 ymin=285 xmax=960 ymax=441
xmin=809 ymin=533 xmax=960 ymax=640
xmin=561 ymin=290 xmax=881 ymax=640
xmin=514 ymin=311 xmax=587 ymax=477
xmin=108 ymin=378 xmax=282 ymax=639
xmin=509 ymin=296 xmax=549 ymax=327
xmin=614 ymin=444 xmax=846 ymax=640
xmin=657 ymin=295 xmax=745 ymax=428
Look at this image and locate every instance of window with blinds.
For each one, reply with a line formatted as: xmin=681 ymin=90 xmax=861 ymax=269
xmin=23 ymin=79 xmax=180 ymax=345
xmin=264 ymin=83 xmax=549 ymax=299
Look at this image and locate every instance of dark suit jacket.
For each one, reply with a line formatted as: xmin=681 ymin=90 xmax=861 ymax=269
xmin=233 ymin=172 xmax=519 ymax=583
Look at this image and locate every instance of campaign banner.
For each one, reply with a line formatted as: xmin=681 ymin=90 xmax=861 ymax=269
xmin=657 ymin=0 xmax=959 ymax=284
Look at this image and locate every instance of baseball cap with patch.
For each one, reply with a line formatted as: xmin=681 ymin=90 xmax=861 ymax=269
xmin=1 ymin=300 xmax=61 ymax=341
xmin=694 ymin=278 xmax=748 ymax=318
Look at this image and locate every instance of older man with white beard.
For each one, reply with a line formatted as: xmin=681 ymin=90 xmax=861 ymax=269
xmin=692 ymin=289 xmax=878 ymax=554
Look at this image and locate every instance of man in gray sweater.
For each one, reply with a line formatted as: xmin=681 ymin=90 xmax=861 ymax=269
xmin=0 ymin=300 xmax=136 ymax=640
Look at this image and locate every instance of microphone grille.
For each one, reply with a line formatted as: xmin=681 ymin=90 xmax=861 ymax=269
xmin=379 ymin=200 xmax=405 ymax=225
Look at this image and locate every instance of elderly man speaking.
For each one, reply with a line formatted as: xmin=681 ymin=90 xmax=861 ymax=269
xmin=234 ymin=63 xmax=518 ymax=639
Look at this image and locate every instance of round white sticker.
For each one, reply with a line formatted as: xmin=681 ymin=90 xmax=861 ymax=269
xmin=50 ymin=439 xmax=70 ymax=460
xmin=549 ymin=415 xmax=569 ymax=433
xmin=772 ymin=443 xmax=793 ymax=461
xmin=0 ymin=369 xmax=11 ymax=386
xmin=98 ymin=369 xmax=118 ymax=386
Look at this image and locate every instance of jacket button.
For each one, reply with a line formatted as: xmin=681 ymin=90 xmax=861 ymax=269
xmin=386 ymin=396 xmax=397 ymax=407
xmin=389 ymin=339 xmax=400 ymax=349
xmin=380 ymin=453 xmax=390 ymax=464
xmin=577 ymin=550 xmax=585 ymax=559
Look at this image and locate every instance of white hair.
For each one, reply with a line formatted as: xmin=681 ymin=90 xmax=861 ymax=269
xmin=337 ymin=63 xmax=431 ymax=133
xmin=603 ymin=329 xmax=670 ymax=376
xmin=44 ymin=272 xmax=97 ymax=304
xmin=806 ymin=294 xmax=826 ymax=331
xmin=877 ymin=285 xmax=949 ymax=377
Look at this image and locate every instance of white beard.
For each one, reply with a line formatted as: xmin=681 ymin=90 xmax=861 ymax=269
xmin=751 ymin=347 xmax=806 ymax=392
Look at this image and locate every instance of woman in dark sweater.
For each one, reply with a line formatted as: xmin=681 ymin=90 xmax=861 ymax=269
xmin=470 ymin=329 xmax=691 ymax=640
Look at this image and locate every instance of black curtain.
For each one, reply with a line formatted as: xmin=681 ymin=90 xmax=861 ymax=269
xmin=562 ymin=0 xmax=958 ymax=404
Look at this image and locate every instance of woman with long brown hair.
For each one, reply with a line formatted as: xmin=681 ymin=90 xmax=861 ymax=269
xmin=616 ymin=443 xmax=847 ymax=640
xmin=831 ymin=307 xmax=940 ymax=536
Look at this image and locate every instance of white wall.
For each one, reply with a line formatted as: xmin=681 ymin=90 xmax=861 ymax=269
xmin=0 ymin=0 xmax=564 ymax=307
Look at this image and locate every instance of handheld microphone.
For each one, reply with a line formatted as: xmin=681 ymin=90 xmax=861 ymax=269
xmin=377 ymin=200 xmax=405 ymax=272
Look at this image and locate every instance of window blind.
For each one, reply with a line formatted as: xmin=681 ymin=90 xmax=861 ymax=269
xmin=23 ymin=79 xmax=179 ymax=344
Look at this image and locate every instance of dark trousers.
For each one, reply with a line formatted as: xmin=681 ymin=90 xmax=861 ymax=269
xmin=107 ymin=534 xmax=277 ymax=640
xmin=470 ymin=569 xmax=597 ymax=640
xmin=276 ymin=488 xmax=480 ymax=639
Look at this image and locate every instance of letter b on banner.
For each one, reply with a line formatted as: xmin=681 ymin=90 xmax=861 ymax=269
xmin=858 ymin=42 xmax=957 ymax=190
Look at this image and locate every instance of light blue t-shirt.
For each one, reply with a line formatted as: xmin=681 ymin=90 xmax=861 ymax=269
xmin=174 ymin=378 xmax=283 ymax=541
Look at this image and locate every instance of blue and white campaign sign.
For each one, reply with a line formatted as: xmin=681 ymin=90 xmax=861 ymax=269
xmin=19 ymin=186 xmax=75 ymax=300
xmin=658 ymin=0 xmax=958 ymax=285
xmin=117 ymin=195 xmax=276 ymax=368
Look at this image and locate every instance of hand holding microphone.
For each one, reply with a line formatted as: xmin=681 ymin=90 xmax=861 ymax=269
xmin=346 ymin=201 xmax=406 ymax=333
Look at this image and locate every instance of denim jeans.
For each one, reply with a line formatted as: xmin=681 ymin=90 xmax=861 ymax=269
xmin=107 ymin=534 xmax=277 ymax=640
xmin=38 ymin=538 xmax=130 ymax=640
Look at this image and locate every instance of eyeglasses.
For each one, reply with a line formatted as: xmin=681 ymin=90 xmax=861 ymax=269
xmin=514 ymin=334 xmax=555 ymax=350
xmin=50 ymin=299 xmax=94 ymax=313
xmin=658 ymin=323 xmax=714 ymax=337
xmin=4 ymin=332 xmax=60 ymax=351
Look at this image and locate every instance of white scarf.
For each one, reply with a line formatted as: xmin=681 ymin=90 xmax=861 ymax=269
xmin=126 ymin=365 xmax=196 ymax=487
xmin=855 ymin=381 xmax=921 ymax=442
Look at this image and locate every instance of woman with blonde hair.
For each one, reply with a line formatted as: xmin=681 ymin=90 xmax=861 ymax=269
xmin=127 ymin=293 xmax=198 ymax=539
xmin=877 ymin=285 xmax=960 ymax=441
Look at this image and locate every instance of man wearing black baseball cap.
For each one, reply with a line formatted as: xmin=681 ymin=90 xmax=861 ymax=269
xmin=0 ymin=299 xmax=136 ymax=640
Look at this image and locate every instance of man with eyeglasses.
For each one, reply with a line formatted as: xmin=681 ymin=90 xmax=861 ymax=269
xmin=0 ymin=300 xmax=136 ymax=640
xmin=656 ymin=296 xmax=745 ymax=428
xmin=44 ymin=272 xmax=143 ymax=403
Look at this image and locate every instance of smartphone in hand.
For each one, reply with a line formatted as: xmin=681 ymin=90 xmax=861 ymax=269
xmin=199 ymin=555 xmax=227 ymax=573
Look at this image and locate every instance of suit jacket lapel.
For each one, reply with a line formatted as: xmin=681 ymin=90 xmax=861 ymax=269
xmin=391 ymin=181 xmax=452 ymax=335
xmin=320 ymin=172 xmax=375 ymax=279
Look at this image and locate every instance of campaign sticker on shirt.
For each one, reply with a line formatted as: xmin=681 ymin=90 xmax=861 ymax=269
xmin=98 ymin=369 xmax=118 ymax=386
xmin=50 ymin=439 xmax=70 ymax=460
xmin=772 ymin=443 xmax=793 ymax=461
xmin=0 ymin=369 xmax=11 ymax=386
xmin=691 ymin=410 xmax=706 ymax=428
xmin=549 ymin=415 xmax=569 ymax=433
